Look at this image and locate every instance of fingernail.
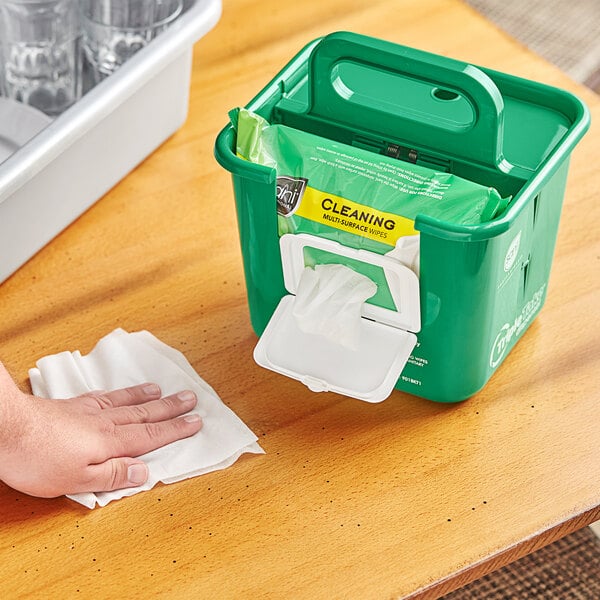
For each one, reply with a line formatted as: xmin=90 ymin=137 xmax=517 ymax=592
xmin=183 ymin=413 xmax=201 ymax=424
xmin=127 ymin=463 xmax=148 ymax=485
xmin=177 ymin=390 xmax=196 ymax=403
xmin=142 ymin=383 xmax=160 ymax=396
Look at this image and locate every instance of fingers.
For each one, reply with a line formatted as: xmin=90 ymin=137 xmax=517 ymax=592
xmin=84 ymin=386 xmax=200 ymax=429
xmin=87 ymin=383 xmax=162 ymax=409
xmin=76 ymin=411 xmax=202 ymax=493
xmin=113 ymin=413 xmax=203 ymax=458
xmin=108 ymin=390 xmax=198 ymax=425
xmin=81 ymin=458 xmax=150 ymax=493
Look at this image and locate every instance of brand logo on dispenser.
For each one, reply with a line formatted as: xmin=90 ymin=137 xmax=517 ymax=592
xmin=489 ymin=283 xmax=546 ymax=368
xmin=504 ymin=231 xmax=521 ymax=272
xmin=276 ymin=176 xmax=308 ymax=216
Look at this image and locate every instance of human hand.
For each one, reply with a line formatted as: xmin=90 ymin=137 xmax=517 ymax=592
xmin=0 ymin=363 xmax=202 ymax=498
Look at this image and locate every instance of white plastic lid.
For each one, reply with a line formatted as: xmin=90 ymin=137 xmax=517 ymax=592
xmin=253 ymin=234 xmax=421 ymax=403
xmin=254 ymin=296 xmax=417 ymax=403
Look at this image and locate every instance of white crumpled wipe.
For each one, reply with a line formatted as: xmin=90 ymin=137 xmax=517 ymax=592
xmin=385 ymin=234 xmax=420 ymax=275
xmin=292 ymin=263 xmax=377 ymax=350
xmin=29 ymin=328 xmax=264 ymax=509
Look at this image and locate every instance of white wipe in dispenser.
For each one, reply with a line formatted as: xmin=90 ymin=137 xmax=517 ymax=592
xmin=292 ymin=263 xmax=378 ymax=350
xmin=254 ymin=233 xmax=421 ymax=402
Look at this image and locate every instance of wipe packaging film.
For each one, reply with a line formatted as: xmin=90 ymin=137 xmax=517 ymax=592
xmin=233 ymin=107 xmax=509 ymax=256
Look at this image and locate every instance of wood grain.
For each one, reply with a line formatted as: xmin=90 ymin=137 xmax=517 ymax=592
xmin=1 ymin=1 xmax=599 ymax=598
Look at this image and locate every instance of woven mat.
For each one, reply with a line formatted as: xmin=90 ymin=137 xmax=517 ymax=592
xmin=440 ymin=526 xmax=600 ymax=599
xmin=464 ymin=0 xmax=600 ymax=92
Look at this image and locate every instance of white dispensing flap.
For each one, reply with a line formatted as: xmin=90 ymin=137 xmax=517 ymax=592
xmin=253 ymin=234 xmax=421 ymax=403
xmin=280 ymin=233 xmax=420 ymax=333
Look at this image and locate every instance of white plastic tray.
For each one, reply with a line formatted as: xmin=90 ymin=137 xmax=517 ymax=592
xmin=0 ymin=0 xmax=221 ymax=284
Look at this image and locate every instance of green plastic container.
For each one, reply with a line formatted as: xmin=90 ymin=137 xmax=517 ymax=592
xmin=214 ymin=31 xmax=590 ymax=403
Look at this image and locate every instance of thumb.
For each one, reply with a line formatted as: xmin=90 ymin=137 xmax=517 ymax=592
xmin=84 ymin=458 xmax=149 ymax=493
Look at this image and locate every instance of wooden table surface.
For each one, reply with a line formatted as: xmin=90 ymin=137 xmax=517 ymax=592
xmin=1 ymin=0 xmax=599 ymax=598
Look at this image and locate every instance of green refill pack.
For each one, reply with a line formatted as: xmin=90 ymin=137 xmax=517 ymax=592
xmin=215 ymin=32 xmax=589 ymax=403
xmin=233 ymin=107 xmax=509 ymax=256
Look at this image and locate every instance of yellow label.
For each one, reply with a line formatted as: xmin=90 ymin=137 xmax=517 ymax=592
xmin=294 ymin=186 xmax=416 ymax=245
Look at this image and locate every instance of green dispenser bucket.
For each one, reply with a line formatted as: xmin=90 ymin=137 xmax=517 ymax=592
xmin=214 ymin=31 xmax=590 ymax=403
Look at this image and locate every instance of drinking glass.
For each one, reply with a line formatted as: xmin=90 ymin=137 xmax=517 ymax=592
xmin=0 ymin=0 xmax=81 ymax=116
xmin=81 ymin=0 xmax=183 ymax=84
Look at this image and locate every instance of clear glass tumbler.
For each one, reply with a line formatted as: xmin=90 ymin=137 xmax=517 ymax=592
xmin=81 ymin=0 xmax=183 ymax=84
xmin=0 ymin=0 xmax=81 ymax=116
